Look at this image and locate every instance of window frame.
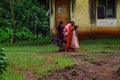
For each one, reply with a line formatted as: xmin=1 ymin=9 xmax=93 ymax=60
xmin=97 ymin=0 xmax=116 ymax=19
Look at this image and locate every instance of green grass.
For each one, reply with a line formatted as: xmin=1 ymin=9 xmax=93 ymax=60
xmin=84 ymin=53 xmax=103 ymax=65
xmin=54 ymin=56 xmax=76 ymax=68
xmin=116 ymin=64 xmax=120 ymax=75
xmin=1 ymin=68 xmax=26 ymax=80
xmin=80 ymin=38 xmax=120 ymax=64
xmin=0 ymin=38 xmax=120 ymax=80
xmin=0 ymin=42 xmax=75 ymax=80
xmin=80 ymin=38 xmax=120 ymax=53
xmin=5 ymin=46 xmax=47 ymax=70
xmin=35 ymin=56 xmax=76 ymax=75
xmin=5 ymin=44 xmax=58 ymax=70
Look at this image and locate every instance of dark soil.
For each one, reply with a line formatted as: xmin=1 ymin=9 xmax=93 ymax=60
xmin=40 ymin=52 xmax=120 ymax=80
xmin=20 ymin=51 xmax=120 ymax=80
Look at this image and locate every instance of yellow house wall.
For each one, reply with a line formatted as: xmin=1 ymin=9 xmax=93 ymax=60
xmin=95 ymin=0 xmax=120 ymax=27
xmin=50 ymin=0 xmax=55 ymax=35
xmin=50 ymin=0 xmax=120 ymax=39
xmin=51 ymin=0 xmax=91 ymax=36
xmin=71 ymin=0 xmax=91 ymax=32
xmin=93 ymin=0 xmax=120 ymax=39
xmin=117 ymin=0 xmax=120 ymax=26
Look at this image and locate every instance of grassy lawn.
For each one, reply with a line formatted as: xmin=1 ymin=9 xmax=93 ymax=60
xmin=80 ymin=38 xmax=120 ymax=53
xmin=0 ymin=42 xmax=76 ymax=80
xmin=0 ymin=38 xmax=120 ymax=80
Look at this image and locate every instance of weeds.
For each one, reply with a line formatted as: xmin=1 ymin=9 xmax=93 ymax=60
xmin=84 ymin=53 xmax=102 ymax=65
xmin=117 ymin=64 xmax=120 ymax=75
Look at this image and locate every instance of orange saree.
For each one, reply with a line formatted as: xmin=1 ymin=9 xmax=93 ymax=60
xmin=65 ymin=26 xmax=74 ymax=49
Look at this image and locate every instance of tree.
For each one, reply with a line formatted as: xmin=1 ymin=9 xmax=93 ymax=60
xmin=0 ymin=0 xmax=50 ymax=43
xmin=0 ymin=0 xmax=16 ymax=43
xmin=9 ymin=0 xmax=16 ymax=43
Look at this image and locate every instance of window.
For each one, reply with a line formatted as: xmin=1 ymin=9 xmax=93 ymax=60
xmin=98 ymin=0 xmax=116 ymax=19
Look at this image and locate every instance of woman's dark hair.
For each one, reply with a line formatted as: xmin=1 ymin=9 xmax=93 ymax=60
xmin=59 ymin=21 xmax=63 ymax=24
xmin=71 ymin=21 xmax=75 ymax=26
xmin=74 ymin=26 xmax=77 ymax=29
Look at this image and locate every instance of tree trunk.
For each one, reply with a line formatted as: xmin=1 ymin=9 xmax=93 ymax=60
xmin=9 ymin=0 xmax=16 ymax=43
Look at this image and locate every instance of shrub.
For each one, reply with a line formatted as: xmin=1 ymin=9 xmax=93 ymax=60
xmin=0 ymin=1 xmax=50 ymax=43
xmin=16 ymin=27 xmax=33 ymax=41
xmin=0 ymin=48 xmax=7 ymax=75
xmin=0 ymin=27 xmax=13 ymax=43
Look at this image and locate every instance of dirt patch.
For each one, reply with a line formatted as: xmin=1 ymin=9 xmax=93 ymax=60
xmin=41 ymin=64 xmax=103 ymax=80
xmin=101 ymin=57 xmax=120 ymax=67
xmin=95 ymin=52 xmax=120 ymax=58
xmin=19 ymin=51 xmax=120 ymax=80
xmin=19 ymin=70 xmax=38 ymax=80
xmin=41 ymin=52 xmax=120 ymax=80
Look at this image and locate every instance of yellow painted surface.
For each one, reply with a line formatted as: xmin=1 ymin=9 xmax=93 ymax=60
xmin=51 ymin=0 xmax=91 ymax=34
xmin=51 ymin=0 xmax=120 ymax=39
xmin=50 ymin=0 xmax=55 ymax=34
xmin=117 ymin=0 xmax=120 ymax=26
xmin=71 ymin=0 xmax=91 ymax=29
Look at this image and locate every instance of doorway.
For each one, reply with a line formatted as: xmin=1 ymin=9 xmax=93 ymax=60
xmin=55 ymin=0 xmax=70 ymax=29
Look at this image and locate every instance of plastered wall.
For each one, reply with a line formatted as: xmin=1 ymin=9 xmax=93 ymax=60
xmin=71 ymin=0 xmax=91 ymax=31
xmin=50 ymin=0 xmax=120 ymax=39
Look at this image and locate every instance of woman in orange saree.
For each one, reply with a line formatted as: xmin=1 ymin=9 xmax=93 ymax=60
xmin=65 ymin=24 xmax=75 ymax=51
xmin=65 ymin=21 xmax=79 ymax=51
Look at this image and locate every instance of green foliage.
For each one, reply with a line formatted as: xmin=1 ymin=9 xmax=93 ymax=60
xmin=16 ymin=27 xmax=34 ymax=41
xmin=14 ymin=0 xmax=50 ymax=41
xmin=0 ymin=27 xmax=13 ymax=43
xmin=0 ymin=48 xmax=7 ymax=75
xmin=0 ymin=0 xmax=50 ymax=43
xmin=0 ymin=7 xmax=13 ymax=43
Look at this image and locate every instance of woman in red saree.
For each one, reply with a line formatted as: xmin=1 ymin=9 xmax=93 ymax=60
xmin=65 ymin=21 xmax=79 ymax=51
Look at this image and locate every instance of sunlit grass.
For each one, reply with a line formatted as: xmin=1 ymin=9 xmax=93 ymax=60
xmin=80 ymin=38 xmax=120 ymax=53
xmin=35 ymin=56 xmax=76 ymax=75
xmin=5 ymin=46 xmax=46 ymax=70
xmin=0 ymin=43 xmax=59 ymax=80
xmin=1 ymin=68 xmax=26 ymax=80
xmin=84 ymin=53 xmax=103 ymax=65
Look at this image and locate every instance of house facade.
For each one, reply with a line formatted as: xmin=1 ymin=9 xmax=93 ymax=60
xmin=49 ymin=0 xmax=120 ymax=39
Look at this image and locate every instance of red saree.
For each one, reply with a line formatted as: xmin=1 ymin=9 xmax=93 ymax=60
xmin=65 ymin=26 xmax=74 ymax=49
